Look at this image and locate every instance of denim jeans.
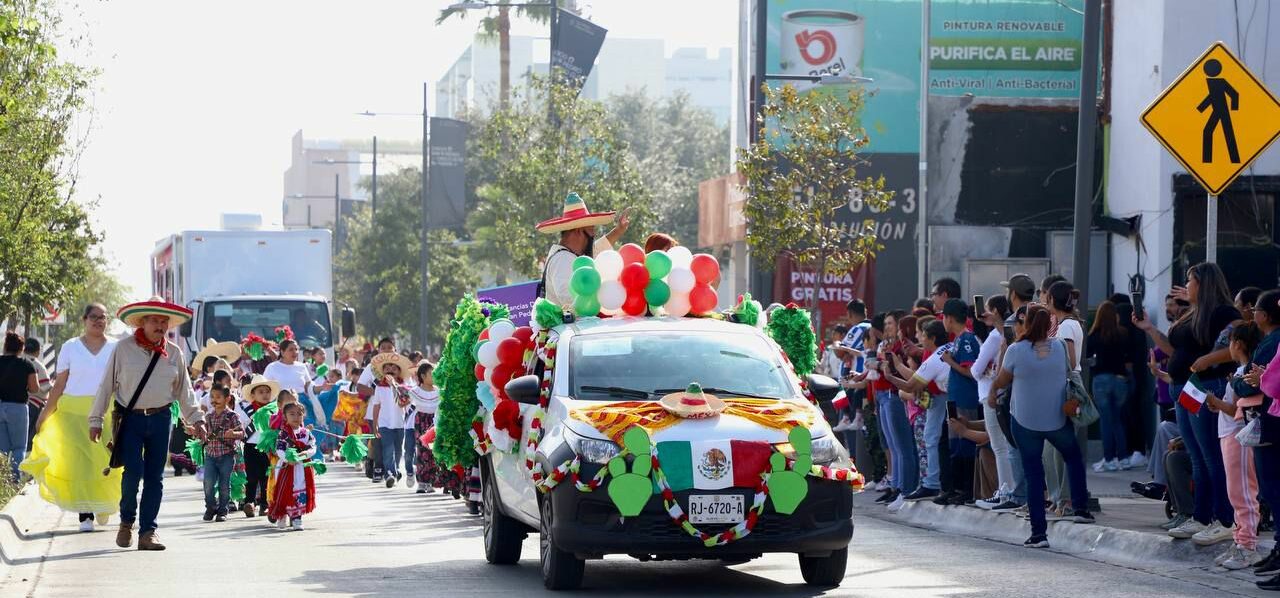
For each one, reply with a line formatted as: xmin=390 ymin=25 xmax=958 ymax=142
xmin=0 ymin=402 xmax=28 ymax=481
xmin=1012 ymin=418 xmax=1090 ymax=536
xmin=403 ymin=425 xmax=417 ymax=478
xmin=880 ymin=390 xmax=918 ymax=493
xmin=380 ymin=427 xmax=405 ymax=478
xmin=1092 ymin=373 xmax=1130 ymax=461
xmin=203 ymin=453 xmax=234 ymax=514
xmin=119 ymin=409 xmax=172 ymax=533
xmin=1149 ymin=420 xmax=1180 ymax=486
xmin=921 ymin=394 xmax=948 ymax=490
xmin=983 ymin=401 xmax=1017 ymax=500
xmin=1173 ymin=377 xmax=1234 ymax=526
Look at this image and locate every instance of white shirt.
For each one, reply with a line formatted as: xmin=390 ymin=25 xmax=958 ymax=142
xmin=1220 ymin=365 xmax=1246 ymax=438
xmin=543 ymin=238 xmax=614 ymax=308
xmin=1053 ymin=318 xmax=1084 ymax=372
xmin=57 ymin=337 xmax=118 ymax=396
xmin=973 ymin=330 xmax=1005 ymax=400
xmin=264 ymin=360 xmax=311 ymax=394
xmin=912 ymin=345 xmax=951 ymax=394
xmin=371 ymin=384 xmax=408 ymax=430
xmin=409 ymin=386 xmax=439 ymax=415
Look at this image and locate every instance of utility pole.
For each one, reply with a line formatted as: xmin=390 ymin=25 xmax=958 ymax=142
xmin=1071 ymin=0 xmax=1102 ymax=308
xmin=420 ymin=82 xmax=431 ymax=351
xmin=917 ymin=0 xmax=930 ymax=298
xmin=372 ymin=135 xmax=378 ymax=216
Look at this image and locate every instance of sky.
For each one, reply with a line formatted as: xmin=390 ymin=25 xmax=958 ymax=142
xmin=56 ymin=0 xmax=739 ymax=297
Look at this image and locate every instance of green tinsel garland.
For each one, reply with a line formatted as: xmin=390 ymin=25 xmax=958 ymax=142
xmin=434 ymin=295 xmax=507 ymax=469
xmin=339 ymin=434 xmax=374 ymax=463
xmin=733 ymin=293 xmax=762 ymax=328
xmin=767 ymin=305 xmax=818 ymax=376
xmin=184 ymin=438 xmax=205 ymax=468
xmin=230 ymin=469 xmax=246 ymax=502
xmin=534 ymin=297 xmax=564 ymax=331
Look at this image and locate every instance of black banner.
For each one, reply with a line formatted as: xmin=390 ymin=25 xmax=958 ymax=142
xmin=428 ymin=117 xmax=468 ymax=229
xmin=551 ymin=10 xmax=607 ymax=92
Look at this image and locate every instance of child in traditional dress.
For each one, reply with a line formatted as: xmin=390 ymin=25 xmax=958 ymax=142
xmin=409 ymin=362 xmax=446 ymax=494
xmin=265 ymin=389 xmax=301 ymax=520
xmin=237 ymin=375 xmax=280 ymax=518
xmin=268 ymin=402 xmax=317 ymax=531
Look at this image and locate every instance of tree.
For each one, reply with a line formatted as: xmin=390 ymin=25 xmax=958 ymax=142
xmin=467 ymin=75 xmax=651 ymax=279
xmin=0 ymin=0 xmax=99 ymax=327
xmin=736 ymin=84 xmax=893 ymax=331
xmin=50 ymin=252 xmax=132 ymax=347
xmin=606 ymin=90 xmax=729 ymax=248
xmin=435 ymin=1 xmax=570 ymax=110
xmin=334 ymin=168 xmax=479 ymax=349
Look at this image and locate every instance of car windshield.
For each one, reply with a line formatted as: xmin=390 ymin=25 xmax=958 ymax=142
xmin=203 ymin=300 xmax=331 ymax=349
xmin=568 ymin=330 xmax=794 ymax=400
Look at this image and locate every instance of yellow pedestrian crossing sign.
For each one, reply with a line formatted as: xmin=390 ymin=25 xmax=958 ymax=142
xmin=1141 ymin=42 xmax=1280 ymax=195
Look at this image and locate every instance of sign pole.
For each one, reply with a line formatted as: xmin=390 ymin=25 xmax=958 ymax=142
xmin=1206 ymin=194 xmax=1218 ymax=262
xmin=1071 ymin=0 xmax=1102 ymax=310
xmin=916 ymin=0 xmax=930 ymax=299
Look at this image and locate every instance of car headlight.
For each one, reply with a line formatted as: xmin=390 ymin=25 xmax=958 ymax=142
xmin=775 ymin=436 xmax=844 ymax=466
xmin=574 ymin=438 xmax=621 ymax=464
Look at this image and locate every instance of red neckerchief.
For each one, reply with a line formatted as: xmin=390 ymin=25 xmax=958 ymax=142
xmin=134 ymin=328 xmax=168 ymax=357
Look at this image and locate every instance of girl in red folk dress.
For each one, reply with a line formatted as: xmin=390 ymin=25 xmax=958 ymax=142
xmin=269 ymin=403 xmax=317 ymax=531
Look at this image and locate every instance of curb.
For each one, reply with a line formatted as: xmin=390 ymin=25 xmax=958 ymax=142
xmin=859 ymin=499 xmax=1251 ymax=569
xmin=0 ymin=484 xmax=59 ymax=574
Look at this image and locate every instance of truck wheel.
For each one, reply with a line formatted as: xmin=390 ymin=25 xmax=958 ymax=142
xmin=540 ymin=495 xmax=585 ymax=590
xmin=482 ymin=461 xmax=524 ymax=565
xmin=798 ymin=547 xmax=848 ymax=587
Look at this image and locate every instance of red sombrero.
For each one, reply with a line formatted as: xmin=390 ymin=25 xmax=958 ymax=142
xmin=536 ymin=192 xmax=616 ymax=234
xmin=117 ymin=298 xmax=193 ymax=328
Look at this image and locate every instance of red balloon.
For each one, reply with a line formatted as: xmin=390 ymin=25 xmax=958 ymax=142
xmin=691 ymin=254 xmax=720 ymax=285
xmin=619 ymin=262 xmax=650 ymax=291
xmin=512 ymin=326 xmax=534 ymax=347
xmin=479 ymin=329 xmax=490 ymax=341
xmin=622 ymin=291 xmax=648 ymax=316
xmin=689 ymin=283 xmax=718 ymax=314
xmin=491 ymin=363 xmax=518 ymax=390
xmin=496 ymin=337 xmax=525 ymax=366
xmin=619 ymin=243 xmax=645 ymax=265
xmin=474 ymin=363 xmax=486 ymax=381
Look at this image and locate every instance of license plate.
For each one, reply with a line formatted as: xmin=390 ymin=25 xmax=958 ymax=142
xmin=687 ymin=494 xmax=744 ymax=524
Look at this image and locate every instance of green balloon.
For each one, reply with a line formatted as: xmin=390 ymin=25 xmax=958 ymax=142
xmin=644 ymin=279 xmax=671 ymax=306
xmin=570 ymin=266 xmax=602 ymax=296
xmin=574 ymin=294 xmax=601 ymax=317
xmin=645 ymin=250 xmax=672 ymax=279
xmin=572 ymin=255 xmax=595 ymax=271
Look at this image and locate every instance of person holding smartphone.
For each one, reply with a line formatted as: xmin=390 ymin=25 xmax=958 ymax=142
xmin=885 ymin=320 xmax=952 ymax=503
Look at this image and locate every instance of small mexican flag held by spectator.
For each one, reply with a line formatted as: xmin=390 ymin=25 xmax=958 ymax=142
xmin=1179 ymin=374 xmax=1208 ymax=414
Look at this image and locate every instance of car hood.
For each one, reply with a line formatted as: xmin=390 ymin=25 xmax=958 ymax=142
xmin=556 ymin=398 xmax=831 ymax=444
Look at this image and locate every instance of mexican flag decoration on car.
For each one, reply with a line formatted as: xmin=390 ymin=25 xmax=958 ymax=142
xmin=1179 ymin=374 xmax=1208 ymax=414
xmin=654 ymin=440 xmax=773 ymax=491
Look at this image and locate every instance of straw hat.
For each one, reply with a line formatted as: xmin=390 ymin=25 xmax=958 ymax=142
xmin=536 ymin=192 xmax=615 ymax=234
xmin=659 ymin=383 xmax=725 ymax=419
xmin=117 ymin=298 xmax=193 ymax=328
xmin=191 ymin=339 xmax=243 ymax=374
xmin=370 ymin=351 xmax=414 ymax=379
xmin=242 ymin=374 xmax=281 ymax=399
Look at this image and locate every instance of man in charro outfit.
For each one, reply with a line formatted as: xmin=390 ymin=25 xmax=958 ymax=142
xmin=536 ymin=192 xmax=631 ymax=307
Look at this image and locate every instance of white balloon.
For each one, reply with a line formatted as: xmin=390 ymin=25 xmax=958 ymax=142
xmin=667 ymin=246 xmax=693 ymax=269
xmin=666 ymin=294 xmax=691 ymax=317
xmin=488 ymin=320 xmax=515 ymax=341
xmin=595 ymin=250 xmax=624 ymax=280
xmin=668 ymin=267 xmax=696 ymax=293
xmin=598 ymin=280 xmax=626 ymax=311
xmin=478 ymin=340 xmax=500 ymax=368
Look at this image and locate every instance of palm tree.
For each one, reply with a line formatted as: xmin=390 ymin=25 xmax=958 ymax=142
xmin=436 ymin=1 xmax=575 ymax=109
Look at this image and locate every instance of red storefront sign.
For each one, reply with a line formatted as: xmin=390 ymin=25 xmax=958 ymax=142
xmin=772 ymin=254 xmax=874 ymax=332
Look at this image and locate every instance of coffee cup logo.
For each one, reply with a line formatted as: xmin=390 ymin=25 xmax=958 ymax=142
xmin=781 ymin=10 xmax=865 ymax=81
xmin=796 ymin=29 xmax=837 ymax=65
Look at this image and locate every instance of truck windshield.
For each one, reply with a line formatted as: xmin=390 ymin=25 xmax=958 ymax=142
xmin=568 ymin=331 xmax=794 ymax=401
xmin=203 ymin=300 xmax=331 ymax=349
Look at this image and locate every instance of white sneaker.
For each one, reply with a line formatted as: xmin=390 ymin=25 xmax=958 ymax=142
xmin=1215 ymin=543 xmax=1240 ymax=566
xmin=887 ymin=495 xmax=907 ymax=513
xmin=406 ymin=476 xmax=416 ymax=488
xmin=975 ymin=495 xmax=1003 ymax=510
xmin=1092 ymin=459 xmax=1108 ymax=473
xmin=1169 ymin=519 xmax=1206 ymax=539
xmin=1192 ymin=521 xmax=1235 ymax=546
xmin=1127 ymin=451 xmax=1148 ymax=469
xmin=873 ymin=479 xmax=890 ymax=491
xmin=97 ymin=514 xmax=110 ymax=526
xmin=832 ymin=417 xmax=853 ymax=432
xmin=290 ymin=518 xmax=303 ymax=531
xmin=79 ymin=519 xmax=94 ymax=533
xmin=1104 ymin=459 xmax=1120 ymax=472
xmin=1224 ymin=546 xmax=1263 ymax=569
xmin=851 ymin=412 xmax=865 ymax=431
xmin=276 ymin=517 xmax=288 ymax=529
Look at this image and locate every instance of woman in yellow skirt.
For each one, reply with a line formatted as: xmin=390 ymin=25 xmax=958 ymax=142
xmin=22 ymin=303 xmax=122 ymax=532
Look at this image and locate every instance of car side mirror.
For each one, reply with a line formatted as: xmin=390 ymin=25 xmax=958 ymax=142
xmin=804 ymin=373 xmax=841 ymax=403
xmin=506 ymin=374 xmax=542 ymax=406
xmin=341 ymin=308 xmax=356 ymax=339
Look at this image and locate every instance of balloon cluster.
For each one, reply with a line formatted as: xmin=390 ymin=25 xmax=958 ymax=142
xmin=569 ymin=244 xmax=721 ymax=317
xmin=472 ymin=319 xmax=536 ymax=412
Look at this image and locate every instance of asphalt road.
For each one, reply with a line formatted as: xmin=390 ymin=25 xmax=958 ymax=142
xmin=1 ymin=465 xmax=1273 ymax=597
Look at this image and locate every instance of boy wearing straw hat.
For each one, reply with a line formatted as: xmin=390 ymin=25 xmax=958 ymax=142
xmin=536 ymin=192 xmax=632 ymax=308
xmin=89 ymin=298 xmax=207 ymax=551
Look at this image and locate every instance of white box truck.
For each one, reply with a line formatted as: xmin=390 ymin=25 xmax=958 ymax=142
xmin=150 ymin=228 xmax=355 ymax=361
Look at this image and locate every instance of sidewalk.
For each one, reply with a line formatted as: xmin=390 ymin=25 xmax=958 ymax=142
xmin=854 ymin=466 xmax=1276 ymax=589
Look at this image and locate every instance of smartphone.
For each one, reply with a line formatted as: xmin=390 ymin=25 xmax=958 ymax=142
xmin=947 ymin=401 xmax=958 ymax=420
xmin=1132 ymin=291 xmax=1145 ymax=321
xmin=972 ymin=294 xmax=985 ymax=318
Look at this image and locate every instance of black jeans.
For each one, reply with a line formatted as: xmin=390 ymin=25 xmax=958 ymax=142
xmin=243 ymin=444 xmax=270 ymax=509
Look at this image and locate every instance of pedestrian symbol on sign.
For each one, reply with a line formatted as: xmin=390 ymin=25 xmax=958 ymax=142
xmin=1197 ymin=59 xmax=1240 ymax=164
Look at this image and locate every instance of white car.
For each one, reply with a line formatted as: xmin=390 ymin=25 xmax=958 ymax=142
xmin=481 ymin=317 xmax=854 ymax=590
